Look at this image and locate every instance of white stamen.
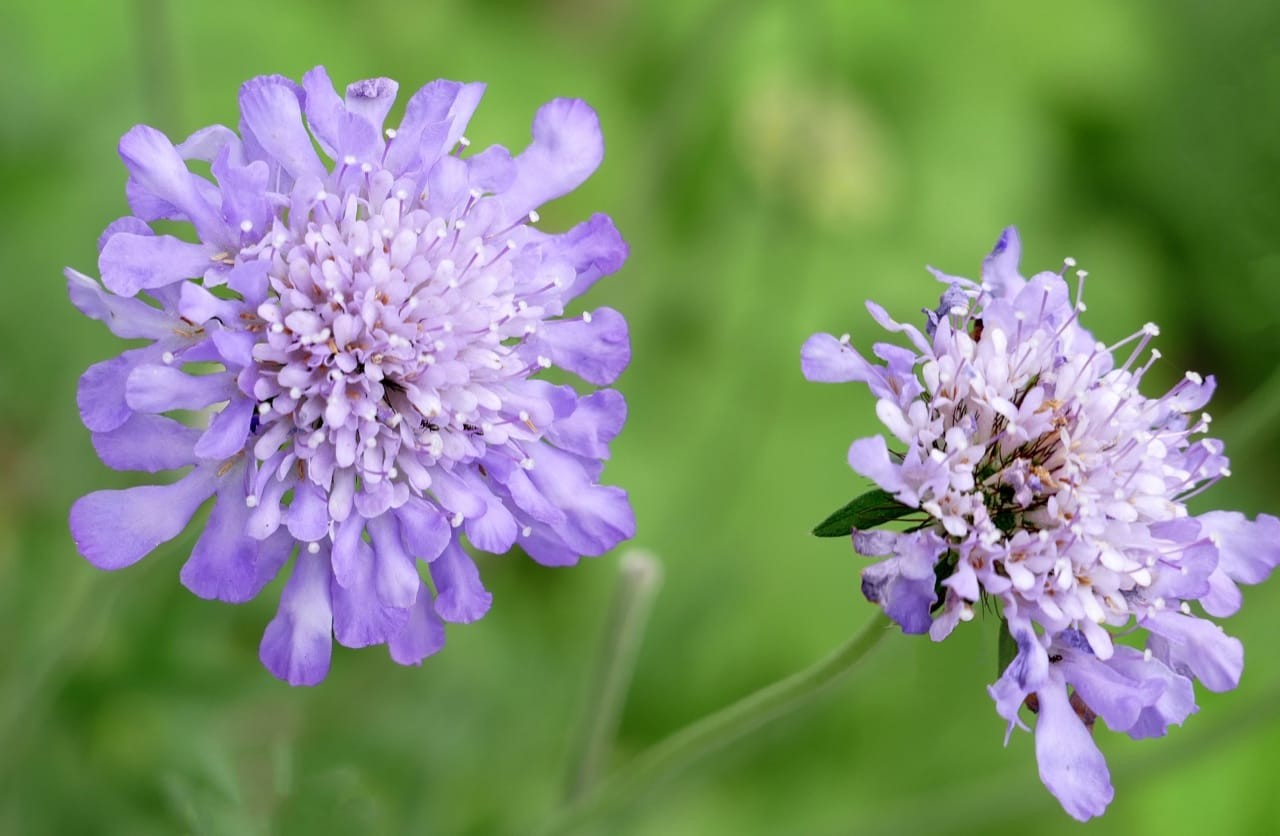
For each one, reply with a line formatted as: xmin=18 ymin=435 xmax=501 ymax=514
xmin=537 ymin=356 xmax=552 ymax=368
xmin=240 ymin=219 xmax=254 ymax=233
xmin=343 ymin=155 xmax=357 ymax=166
xmin=289 ymin=387 xmax=302 ymax=400
xmin=521 ymin=526 xmax=533 ymax=538
xmin=528 ymin=210 xmax=540 ymax=223
xmin=245 ymin=496 xmax=259 ymax=508
xmin=257 ymin=402 xmax=271 ymax=415
xmin=1185 ymin=371 xmax=1204 ymax=385
xmin=520 ymin=457 xmax=535 ymax=470
xmin=458 ymin=136 xmax=471 ymax=148
xmin=385 ymin=128 xmax=397 ymax=139
xmin=161 ymin=351 xmax=175 ymax=365
xmin=582 ymin=311 xmax=593 ymax=323
xmin=451 ymin=512 xmax=464 ymax=527
xmin=307 ymin=542 xmax=321 ymax=554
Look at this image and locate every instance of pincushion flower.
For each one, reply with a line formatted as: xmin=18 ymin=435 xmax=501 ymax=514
xmin=68 ymin=67 xmax=634 ymax=685
xmin=803 ymin=228 xmax=1280 ymax=820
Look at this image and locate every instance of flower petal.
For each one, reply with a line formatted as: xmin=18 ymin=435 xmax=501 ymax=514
xmin=92 ymin=413 xmax=201 ymax=472
xmin=388 ymin=581 xmax=447 ymax=665
xmin=238 ymin=75 xmax=325 ymax=180
xmin=70 ymin=466 xmax=217 ymax=570
xmin=259 ymin=546 xmax=334 ymax=686
xmin=1034 ymin=682 xmax=1114 ymax=821
xmin=503 ymin=98 xmax=604 ymax=219
xmin=526 ymin=307 xmax=629 ymax=385
xmin=66 ymin=268 xmax=176 ymax=339
xmin=430 ymin=541 xmax=492 ymax=623
xmin=118 ymin=124 xmax=227 ymax=243
xmin=99 ymin=233 xmax=215 ymax=297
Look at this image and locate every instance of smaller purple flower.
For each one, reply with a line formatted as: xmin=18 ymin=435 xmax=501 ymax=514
xmin=69 ymin=67 xmax=635 ymax=685
xmin=804 ymin=228 xmax=1280 ymax=819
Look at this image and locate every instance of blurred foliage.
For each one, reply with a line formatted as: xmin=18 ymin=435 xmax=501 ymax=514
xmin=3 ymin=0 xmax=1280 ymax=834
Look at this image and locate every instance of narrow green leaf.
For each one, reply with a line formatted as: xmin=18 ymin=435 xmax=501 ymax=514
xmin=997 ymin=617 xmax=1018 ymax=675
xmin=811 ymin=489 xmax=914 ymax=538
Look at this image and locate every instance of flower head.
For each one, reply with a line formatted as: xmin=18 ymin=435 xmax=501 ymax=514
xmin=69 ymin=67 xmax=635 ymax=685
xmin=803 ymin=227 xmax=1280 ymax=819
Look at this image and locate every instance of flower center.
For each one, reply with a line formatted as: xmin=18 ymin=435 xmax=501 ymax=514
xmin=242 ymin=169 xmax=549 ymax=492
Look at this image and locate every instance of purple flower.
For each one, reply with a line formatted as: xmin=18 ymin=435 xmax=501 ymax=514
xmin=803 ymin=227 xmax=1280 ymax=819
xmin=68 ymin=67 xmax=635 ymax=685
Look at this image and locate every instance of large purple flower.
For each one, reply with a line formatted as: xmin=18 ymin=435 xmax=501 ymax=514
xmin=68 ymin=67 xmax=634 ymax=685
xmin=803 ymin=228 xmax=1280 ymax=820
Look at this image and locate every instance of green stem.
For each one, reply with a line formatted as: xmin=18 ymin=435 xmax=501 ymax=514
xmin=563 ymin=550 xmax=664 ymax=802
xmin=540 ymin=611 xmax=894 ymax=835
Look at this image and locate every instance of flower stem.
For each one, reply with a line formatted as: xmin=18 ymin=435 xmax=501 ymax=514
xmin=563 ymin=549 xmax=664 ymax=802
xmin=541 ymin=610 xmax=894 ymax=835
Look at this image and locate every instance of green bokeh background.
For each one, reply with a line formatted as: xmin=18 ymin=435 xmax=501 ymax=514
xmin=4 ymin=1 xmax=1280 ymax=833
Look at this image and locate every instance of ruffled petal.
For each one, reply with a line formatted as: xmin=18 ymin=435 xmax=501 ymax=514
xmin=285 ymin=479 xmax=330 ymax=543
xmin=394 ymin=497 xmax=452 ymax=562
xmin=524 ymin=444 xmax=634 ymax=557
xmin=526 ymin=307 xmax=629 ymax=385
xmin=1058 ymin=649 xmax=1164 ymax=733
xmin=118 ymin=124 xmax=227 ymax=243
xmin=1104 ymin=646 xmax=1198 ymax=739
xmin=388 ymin=581 xmax=447 ymax=665
xmin=550 ymin=213 xmax=628 ymax=300
xmin=182 ymin=479 xmax=289 ymax=602
xmin=70 ymin=466 xmax=217 ymax=570
xmin=238 ymin=75 xmax=325 ymax=180
xmin=330 ymin=539 xmax=412 ymax=648
xmin=545 ymin=389 xmax=626 ymax=460
xmin=430 ymin=541 xmax=492 ymax=623
xmin=846 ymin=435 xmax=907 ymax=497
xmin=1144 ymin=610 xmax=1243 ymax=692
xmin=502 ymin=98 xmax=604 ymax=219
xmin=259 ymin=546 xmax=334 ymax=686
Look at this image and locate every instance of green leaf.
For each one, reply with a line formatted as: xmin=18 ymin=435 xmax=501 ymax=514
xmin=811 ymin=489 xmax=915 ymax=538
xmin=997 ymin=617 xmax=1018 ymax=675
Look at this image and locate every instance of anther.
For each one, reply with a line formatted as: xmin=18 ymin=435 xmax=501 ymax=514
xmin=528 ymin=210 xmax=540 ymax=223
xmin=245 ymin=496 xmax=259 ymax=508
xmin=161 ymin=351 xmax=175 ymax=365
xmin=307 ymin=542 xmax=321 ymax=554
xmin=240 ymin=219 xmax=254 ymax=232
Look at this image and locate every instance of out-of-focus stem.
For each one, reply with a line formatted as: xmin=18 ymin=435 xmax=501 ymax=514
xmin=543 ymin=610 xmax=893 ymax=835
xmin=563 ymin=549 xmax=664 ymax=803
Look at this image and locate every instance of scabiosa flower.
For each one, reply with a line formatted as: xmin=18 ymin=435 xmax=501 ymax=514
xmin=803 ymin=228 xmax=1280 ymax=819
xmin=68 ymin=67 xmax=635 ymax=685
